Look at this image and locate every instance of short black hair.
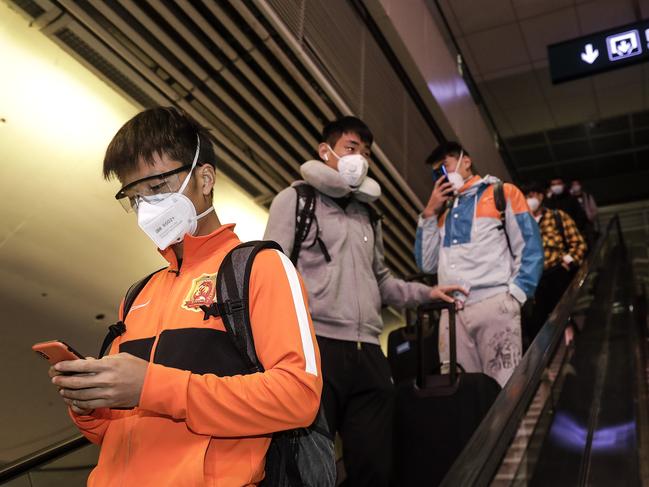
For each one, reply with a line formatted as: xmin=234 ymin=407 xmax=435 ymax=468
xmin=425 ymin=141 xmax=469 ymax=165
xmin=103 ymin=106 xmax=216 ymax=180
xmin=521 ymin=182 xmax=545 ymax=196
xmin=321 ymin=116 xmax=373 ymax=147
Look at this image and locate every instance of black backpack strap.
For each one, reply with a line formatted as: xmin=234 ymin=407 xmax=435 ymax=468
xmin=362 ymin=202 xmax=382 ymax=228
xmin=493 ymin=181 xmax=514 ymax=258
xmin=216 ymin=240 xmax=283 ymax=373
xmin=290 ymin=184 xmax=317 ymax=265
xmin=98 ymin=268 xmax=164 ymax=358
xmin=552 ymin=209 xmax=569 ymax=251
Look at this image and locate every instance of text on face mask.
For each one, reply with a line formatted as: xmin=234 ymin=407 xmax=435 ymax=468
xmin=155 ymin=216 xmax=176 ymax=234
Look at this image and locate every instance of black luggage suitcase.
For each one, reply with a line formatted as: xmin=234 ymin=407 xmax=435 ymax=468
xmin=393 ymin=301 xmax=501 ymax=486
xmin=387 ymin=307 xmax=440 ymax=385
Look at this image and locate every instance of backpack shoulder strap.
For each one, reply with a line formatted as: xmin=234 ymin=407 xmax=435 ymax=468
xmin=216 ymin=240 xmax=284 ymax=373
xmin=98 ymin=267 xmax=165 ymax=358
xmin=552 ymin=209 xmax=569 ymax=251
xmin=493 ymin=181 xmax=514 ymax=258
xmin=362 ymin=202 xmax=382 ymax=228
xmin=290 ymin=183 xmax=317 ymax=266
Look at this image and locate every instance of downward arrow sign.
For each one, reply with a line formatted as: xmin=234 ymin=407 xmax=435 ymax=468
xmin=581 ymin=43 xmax=599 ymax=64
xmin=617 ymin=40 xmax=631 ymax=53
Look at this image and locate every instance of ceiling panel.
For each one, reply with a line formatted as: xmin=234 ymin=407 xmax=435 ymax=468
xmin=634 ymin=128 xmax=649 ymax=145
xmin=595 ymin=83 xmax=645 ymax=118
xmin=506 ymin=103 xmax=556 ymax=134
xmin=576 ymin=0 xmax=637 ymax=34
xmin=465 ymin=24 xmax=531 ymax=76
xmin=589 ymin=115 xmax=630 ymax=134
xmin=552 ymin=139 xmax=591 ymax=159
xmin=547 ymin=124 xmax=589 ymax=141
xmin=519 ymin=7 xmax=580 ymax=62
xmin=446 ymin=0 xmax=516 ymax=35
xmin=591 ymin=64 xmax=645 ymax=90
xmin=641 ymin=0 xmax=649 ymax=17
xmin=482 ymin=71 xmax=543 ymax=108
xmin=512 ymin=0 xmax=575 ymax=19
xmin=548 ymin=96 xmax=598 ymax=126
xmin=534 ymin=67 xmax=594 ymax=100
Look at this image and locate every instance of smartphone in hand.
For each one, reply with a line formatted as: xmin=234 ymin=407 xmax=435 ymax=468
xmin=32 ymin=340 xmax=85 ymax=365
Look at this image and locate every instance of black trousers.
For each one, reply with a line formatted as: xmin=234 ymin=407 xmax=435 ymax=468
xmin=317 ymin=336 xmax=395 ymax=487
xmin=525 ymin=265 xmax=576 ymax=344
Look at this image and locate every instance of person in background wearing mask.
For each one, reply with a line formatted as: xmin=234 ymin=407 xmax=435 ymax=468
xmin=545 ymin=177 xmax=588 ymax=235
xmin=264 ymin=116 xmax=462 ymax=486
xmin=414 ymin=142 xmax=544 ymax=387
xmin=523 ymin=183 xmax=587 ymax=345
xmin=47 ymin=107 xmax=323 ymax=486
xmin=570 ymin=179 xmax=599 ymax=244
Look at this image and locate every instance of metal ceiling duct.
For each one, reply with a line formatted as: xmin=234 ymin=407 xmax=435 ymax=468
xmin=6 ymin=0 xmax=444 ymax=275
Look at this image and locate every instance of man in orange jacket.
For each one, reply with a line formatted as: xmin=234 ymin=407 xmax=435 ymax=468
xmin=48 ymin=107 xmax=322 ymax=486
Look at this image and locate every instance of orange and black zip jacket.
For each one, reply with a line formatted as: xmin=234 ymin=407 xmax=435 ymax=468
xmin=70 ymin=225 xmax=322 ymax=486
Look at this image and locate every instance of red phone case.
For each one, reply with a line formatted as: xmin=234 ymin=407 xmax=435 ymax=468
xmin=32 ymin=340 xmax=84 ymax=365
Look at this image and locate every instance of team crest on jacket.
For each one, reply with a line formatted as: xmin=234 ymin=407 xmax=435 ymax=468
xmin=182 ymin=273 xmax=216 ymax=312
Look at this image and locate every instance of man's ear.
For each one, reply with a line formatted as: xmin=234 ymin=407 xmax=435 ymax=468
xmin=463 ymin=155 xmax=473 ymax=174
xmin=197 ymin=163 xmax=216 ymax=197
xmin=318 ymin=143 xmax=329 ymax=162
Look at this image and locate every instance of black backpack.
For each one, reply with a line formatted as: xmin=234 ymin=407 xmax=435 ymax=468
xmin=493 ymin=181 xmax=514 ymax=258
xmin=99 ymin=240 xmax=336 ymax=487
xmin=290 ymin=183 xmax=380 ymax=265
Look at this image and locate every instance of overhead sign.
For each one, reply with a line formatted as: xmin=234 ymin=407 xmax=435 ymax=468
xmin=548 ymin=19 xmax=649 ymax=83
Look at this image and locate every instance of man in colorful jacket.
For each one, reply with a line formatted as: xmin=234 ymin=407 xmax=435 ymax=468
xmin=48 ymin=107 xmax=322 ymax=486
xmin=414 ymin=142 xmax=543 ymax=386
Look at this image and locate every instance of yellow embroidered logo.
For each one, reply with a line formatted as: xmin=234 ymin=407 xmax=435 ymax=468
xmin=182 ymin=273 xmax=216 ymax=312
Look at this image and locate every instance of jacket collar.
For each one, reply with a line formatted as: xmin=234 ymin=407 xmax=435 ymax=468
xmin=457 ymin=174 xmax=504 ymax=197
xmin=159 ymin=224 xmax=239 ymax=270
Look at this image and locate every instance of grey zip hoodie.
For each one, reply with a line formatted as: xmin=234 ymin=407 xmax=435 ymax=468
xmin=264 ymin=160 xmax=433 ymax=345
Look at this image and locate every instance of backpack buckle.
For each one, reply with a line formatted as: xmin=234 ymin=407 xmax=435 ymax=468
xmin=222 ymin=299 xmax=244 ymax=315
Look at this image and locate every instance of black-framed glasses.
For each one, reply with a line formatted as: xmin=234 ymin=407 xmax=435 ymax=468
xmin=114 ymin=164 xmax=192 ymax=212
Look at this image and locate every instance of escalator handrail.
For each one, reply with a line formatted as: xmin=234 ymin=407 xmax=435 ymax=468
xmin=0 ymin=435 xmax=89 ymax=484
xmin=439 ymin=215 xmax=624 ymax=487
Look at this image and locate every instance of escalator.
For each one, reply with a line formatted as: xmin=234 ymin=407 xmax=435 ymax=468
xmin=442 ymin=215 xmax=649 ymax=487
xmin=1 ymin=215 xmax=647 ymax=486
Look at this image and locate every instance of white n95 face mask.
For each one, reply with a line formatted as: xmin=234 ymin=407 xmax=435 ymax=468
xmin=446 ymin=151 xmax=466 ymax=192
xmin=338 ymin=154 xmax=369 ymax=188
xmin=136 ymin=135 xmax=214 ymax=250
xmin=550 ymin=184 xmax=564 ymax=195
xmin=325 ymin=144 xmax=369 ymax=188
xmin=526 ymin=197 xmax=540 ymax=212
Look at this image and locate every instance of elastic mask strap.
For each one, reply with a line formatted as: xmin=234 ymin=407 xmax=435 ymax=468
xmin=325 ymin=143 xmax=341 ymax=160
xmin=456 ymin=150 xmax=464 ymax=173
xmin=196 ymin=206 xmax=214 ymax=221
xmin=178 ymin=134 xmax=201 ymax=195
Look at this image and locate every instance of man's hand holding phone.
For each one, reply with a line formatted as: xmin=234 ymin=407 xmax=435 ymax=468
xmin=48 ymin=359 xmax=97 ymax=415
xmin=51 ymin=353 xmax=149 ymax=413
xmin=423 ymin=175 xmax=454 ymax=219
xmin=34 ymin=341 xmax=149 ymax=414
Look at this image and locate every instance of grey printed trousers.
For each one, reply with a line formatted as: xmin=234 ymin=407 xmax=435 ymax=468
xmin=439 ymin=292 xmax=522 ymax=387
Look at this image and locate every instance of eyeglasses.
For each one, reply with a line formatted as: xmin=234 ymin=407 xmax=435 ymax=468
xmin=114 ymin=164 xmax=192 ymax=212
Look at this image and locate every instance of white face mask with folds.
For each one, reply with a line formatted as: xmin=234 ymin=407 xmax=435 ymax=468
xmin=526 ymin=197 xmax=540 ymax=212
xmin=446 ymin=151 xmax=466 ymax=192
xmin=324 ymin=144 xmax=369 ymax=189
xmin=136 ymin=135 xmax=214 ymax=250
xmin=550 ymin=184 xmax=564 ymax=195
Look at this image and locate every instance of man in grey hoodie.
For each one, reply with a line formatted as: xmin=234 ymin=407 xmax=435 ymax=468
xmin=264 ymin=116 xmax=461 ymax=486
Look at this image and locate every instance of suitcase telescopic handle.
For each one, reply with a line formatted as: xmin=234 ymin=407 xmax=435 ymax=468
xmin=416 ymin=302 xmax=457 ymax=389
